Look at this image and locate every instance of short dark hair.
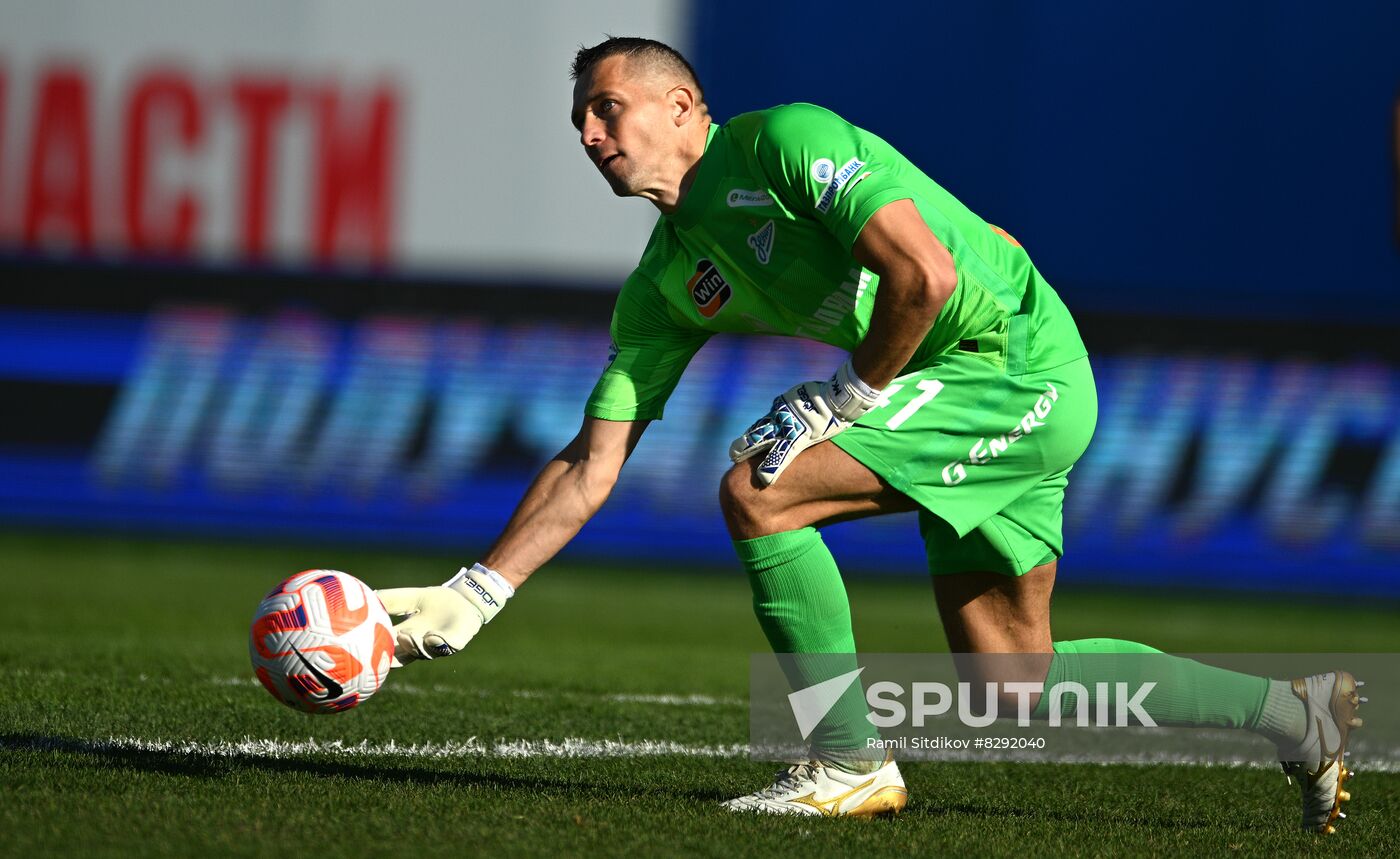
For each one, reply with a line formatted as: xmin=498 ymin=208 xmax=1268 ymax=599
xmin=571 ymin=36 xmax=704 ymax=103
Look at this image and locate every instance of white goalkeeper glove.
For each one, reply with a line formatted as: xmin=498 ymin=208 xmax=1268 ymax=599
xmin=376 ymin=563 xmax=514 ymax=665
xmin=729 ymin=359 xmax=882 ymax=485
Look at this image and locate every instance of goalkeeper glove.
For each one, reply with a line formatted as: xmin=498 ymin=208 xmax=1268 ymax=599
xmin=729 ymin=359 xmax=882 ymax=485
xmin=377 ymin=563 xmax=514 ymax=665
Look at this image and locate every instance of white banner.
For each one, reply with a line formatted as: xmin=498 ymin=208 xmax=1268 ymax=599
xmin=0 ymin=0 xmax=688 ymax=283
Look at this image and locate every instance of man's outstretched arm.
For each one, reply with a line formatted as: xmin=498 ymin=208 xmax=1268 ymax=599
xmin=482 ymin=416 xmax=650 ymax=587
xmin=379 ymin=416 xmax=649 ymax=662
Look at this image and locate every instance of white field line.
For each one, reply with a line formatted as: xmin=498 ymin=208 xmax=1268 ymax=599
xmin=10 ymin=671 xmax=1398 ymax=770
xmin=13 ymin=735 xmax=1400 ymax=771
xmin=47 ymin=735 xmax=749 ymax=760
xmin=606 ymin=693 xmax=742 ymax=706
xmin=208 ymin=675 xmax=745 ymax=707
xmin=5 ymin=668 xmax=744 ymax=706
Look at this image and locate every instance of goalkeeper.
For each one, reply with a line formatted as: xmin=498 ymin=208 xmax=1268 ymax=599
xmin=377 ymin=37 xmax=1361 ymax=830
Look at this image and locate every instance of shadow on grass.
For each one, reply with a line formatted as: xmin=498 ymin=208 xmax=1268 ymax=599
xmin=0 ymin=732 xmax=739 ymax=804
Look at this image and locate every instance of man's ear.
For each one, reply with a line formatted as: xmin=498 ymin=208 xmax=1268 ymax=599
xmin=669 ymin=84 xmax=697 ymax=126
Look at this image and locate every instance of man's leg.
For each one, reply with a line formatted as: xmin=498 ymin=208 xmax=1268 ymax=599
xmin=930 ymin=563 xmax=1055 ymax=716
xmin=929 ymin=536 xmax=1361 ymax=834
xmin=931 ymin=559 xmax=1293 ymax=731
xmin=719 ymin=438 xmax=1288 ymax=741
xmin=720 ymin=439 xmax=914 ymax=764
xmin=719 ymin=440 xmax=1296 ymax=750
xmin=719 ymin=441 xmax=914 ymax=816
xmin=719 ymin=441 xmax=1355 ymax=828
xmin=722 ymin=350 xmax=1360 ymax=829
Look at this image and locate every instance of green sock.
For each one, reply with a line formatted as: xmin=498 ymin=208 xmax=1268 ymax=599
xmin=1255 ymin=680 xmax=1308 ymax=747
xmin=735 ymin=527 xmax=880 ymax=769
xmin=1031 ymin=638 xmax=1278 ymax=731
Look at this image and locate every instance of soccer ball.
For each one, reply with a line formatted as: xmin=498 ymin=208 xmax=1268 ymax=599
xmin=249 ymin=569 xmax=394 ymax=713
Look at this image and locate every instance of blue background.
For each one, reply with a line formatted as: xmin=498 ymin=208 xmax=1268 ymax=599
xmin=691 ymin=1 xmax=1400 ymax=319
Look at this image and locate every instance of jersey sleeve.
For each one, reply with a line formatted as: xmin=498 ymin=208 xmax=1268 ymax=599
xmin=752 ymin=103 xmax=916 ymax=250
xmin=585 ymin=267 xmax=710 ymax=422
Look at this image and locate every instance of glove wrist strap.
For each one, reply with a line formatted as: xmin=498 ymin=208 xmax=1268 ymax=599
xmin=829 ymin=359 xmax=882 ymax=421
xmin=444 ymin=563 xmax=512 ymax=623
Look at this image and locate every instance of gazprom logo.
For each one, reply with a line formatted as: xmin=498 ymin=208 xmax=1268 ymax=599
xmin=816 ymin=158 xmax=866 ymax=214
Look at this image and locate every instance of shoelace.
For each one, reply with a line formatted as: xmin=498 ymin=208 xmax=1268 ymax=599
xmin=754 ymin=762 xmax=821 ymax=799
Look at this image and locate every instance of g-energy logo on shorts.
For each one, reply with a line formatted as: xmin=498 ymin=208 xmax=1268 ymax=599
xmin=816 ymin=157 xmax=866 ymax=213
xmin=941 ymin=382 xmax=1061 ymax=486
xmin=687 ymin=259 xmax=733 ymax=318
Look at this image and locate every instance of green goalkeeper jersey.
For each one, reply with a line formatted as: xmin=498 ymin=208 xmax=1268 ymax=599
xmin=585 ymin=103 xmax=1087 ymax=421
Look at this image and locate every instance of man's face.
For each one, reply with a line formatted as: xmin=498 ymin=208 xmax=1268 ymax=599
xmin=571 ymin=55 xmax=679 ymax=198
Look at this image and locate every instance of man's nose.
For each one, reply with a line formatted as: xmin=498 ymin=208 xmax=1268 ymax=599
xmin=580 ymin=115 xmax=606 ymax=148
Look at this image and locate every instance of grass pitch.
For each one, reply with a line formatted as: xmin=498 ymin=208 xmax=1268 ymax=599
xmin=1 ymin=531 xmax=1397 ymax=857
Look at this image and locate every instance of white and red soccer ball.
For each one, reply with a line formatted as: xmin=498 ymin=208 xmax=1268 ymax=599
xmin=249 ymin=570 xmax=394 ymax=713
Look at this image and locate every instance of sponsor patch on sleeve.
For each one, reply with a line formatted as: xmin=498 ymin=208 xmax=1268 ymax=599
xmin=686 ymin=259 xmax=733 ymax=318
xmin=815 ymin=158 xmax=867 ymax=214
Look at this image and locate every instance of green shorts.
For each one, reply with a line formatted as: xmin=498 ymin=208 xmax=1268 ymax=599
xmin=832 ymin=352 xmax=1097 ymax=576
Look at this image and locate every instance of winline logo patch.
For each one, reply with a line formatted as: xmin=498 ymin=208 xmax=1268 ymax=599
xmin=688 ymin=259 xmax=733 ymax=318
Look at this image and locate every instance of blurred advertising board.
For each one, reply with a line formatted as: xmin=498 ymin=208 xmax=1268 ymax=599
xmin=2 ymin=297 xmax=1398 ymax=595
xmin=0 ymin=0 xmax=683 ymax=281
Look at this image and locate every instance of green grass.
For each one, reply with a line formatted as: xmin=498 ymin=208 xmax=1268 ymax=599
xmin=1 ymin=531 xmax=1397 ymax=857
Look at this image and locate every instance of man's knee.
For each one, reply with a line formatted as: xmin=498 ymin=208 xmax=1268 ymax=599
xmin=719 ymin=443 xmax=898 ymax=539
xmin=719 ymin=462 xmax=773 ymax=537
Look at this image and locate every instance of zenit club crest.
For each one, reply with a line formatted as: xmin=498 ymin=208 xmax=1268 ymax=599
xmin=747 ymin=220 xmax=775 ymax=265
xmin=688 ymin=259 xmax=733 ymax=318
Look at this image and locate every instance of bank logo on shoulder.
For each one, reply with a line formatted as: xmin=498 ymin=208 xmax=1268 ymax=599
xmin=816 ymin=157 xmax=866 ymax=214
xmin=747 ymin=220 xmax=775 ymax=265
xmin=810 ymin=158 xmax=835 ymax=183
xmin=687 ymin=259 xmax=733 ymax=318
xmin=727 ymin=188 xmax=774 ymax=208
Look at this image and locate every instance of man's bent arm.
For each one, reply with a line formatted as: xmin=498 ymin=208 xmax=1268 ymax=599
xmin=481 ymin=416 xmax=649 ymax=588
xmin=849 ymin=198 xmax=958 ymax=388
xmin=726 ymin=199 xmax=958 ymax=485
